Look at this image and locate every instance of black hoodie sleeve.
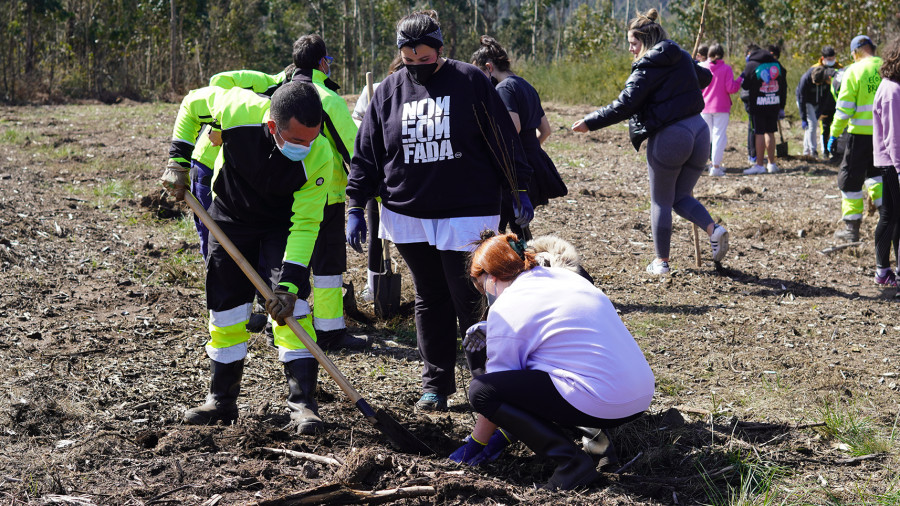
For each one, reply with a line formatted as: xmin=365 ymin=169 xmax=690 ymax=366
xmin=694 ymin=60 xmax=713 ymax=88
xmin=346 ymin=84 xmax=386 ymax=210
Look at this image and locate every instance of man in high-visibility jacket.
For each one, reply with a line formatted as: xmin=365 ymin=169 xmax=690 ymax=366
xmin=189 ymin=68 xmax=291 ymax=333
xmin=828 ymin=35 xmax=883 ymax=242
xmin=162 ymin=81 xmax=333 ymax=435
xmin=288 ymin=34 xmax=367 ymax=351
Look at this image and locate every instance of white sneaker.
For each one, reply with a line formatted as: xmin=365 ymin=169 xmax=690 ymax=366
xmin=743 ymin=164 xmax=766 ymax=175
xmin=710 ymin=224 xmax=729 ymax=262
xmin=646 ymin=259 xmax=670 ymax=275
xmin=766 ymin=162 xmax=779 ymax=173
xmin=709 ymin=166 xmax=726 ymax=177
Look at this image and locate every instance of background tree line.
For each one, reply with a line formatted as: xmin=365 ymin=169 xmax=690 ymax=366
xmin=1 ymin=0 xmax=897 ymax=103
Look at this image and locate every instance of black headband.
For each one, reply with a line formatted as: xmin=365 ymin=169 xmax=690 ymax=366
xmin=396 ymin=28 xmax=443 ymax=50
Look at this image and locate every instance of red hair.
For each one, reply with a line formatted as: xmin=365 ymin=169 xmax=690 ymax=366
xmin=469 ymin=232 xmax=538 ymax=282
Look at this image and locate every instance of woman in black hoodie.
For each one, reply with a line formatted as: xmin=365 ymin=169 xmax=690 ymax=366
xmin=345 ymin=10 xmax=532 ymax=412
xmin=572 ymin=9 xmax=729 ymax=275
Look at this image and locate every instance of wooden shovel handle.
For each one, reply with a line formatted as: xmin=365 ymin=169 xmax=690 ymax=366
xmin=183 ymin=192 xmax=365 ymax=406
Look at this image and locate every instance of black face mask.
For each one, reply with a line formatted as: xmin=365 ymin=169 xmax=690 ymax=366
xmin=407 ymin=62 xmax=438 ymax=85
xmin=490 ymin=76 xmax=499 ymax=86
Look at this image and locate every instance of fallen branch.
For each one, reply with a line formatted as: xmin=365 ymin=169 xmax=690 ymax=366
xmin=613 ymin=451 xmax=643 ymax=474
xmin=251 ymin=483 xmax=436 ymax=505
xmin=819 ymin=242 xmax=865 ymax=255
xmin=146 ymin=484 xmax=198 ymax=504
xmin=835 ymin=453 xmax=884 ymax=465
xmin=673 ymin=405 xmax=711 ymax=417
xmin=604 ymin=465 xmax=736 ymax=485
xmin=200 ymin=494 xmax=223 ymax=506
xmin=259 ymin=447 xmax=343 ymax=467
xmin=735 ymin=421 xmax=826 ymax=431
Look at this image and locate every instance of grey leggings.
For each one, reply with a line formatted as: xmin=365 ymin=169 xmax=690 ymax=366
xmin=646 ymin=115 xmax=715 ymax=259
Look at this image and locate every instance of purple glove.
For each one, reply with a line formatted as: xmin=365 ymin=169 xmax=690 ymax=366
xmin=467 ymin=429 xmax=513 ymax=465
xmin=513 ymin=192 xmax=534 ymax=226
xmin=448 ymin=435 xmax=486 ymax=464
xmin=346 ymin=207 xmax=366 ymax=253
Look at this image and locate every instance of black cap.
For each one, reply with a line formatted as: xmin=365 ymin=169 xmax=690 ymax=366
xmin=821 ymin=45 xmax=835 ymax=57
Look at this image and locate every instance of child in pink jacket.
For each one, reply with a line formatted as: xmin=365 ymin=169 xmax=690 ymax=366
xmin=700 ymin=44 xmax=743 ymax=176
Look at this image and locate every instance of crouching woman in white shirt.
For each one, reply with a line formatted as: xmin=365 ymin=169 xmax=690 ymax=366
xmin=449 ymin=231 xmax=655 ymax=490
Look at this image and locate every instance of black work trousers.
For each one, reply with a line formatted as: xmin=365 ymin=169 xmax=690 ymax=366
xmin=394 ymin=242 xmax=486 ymax=395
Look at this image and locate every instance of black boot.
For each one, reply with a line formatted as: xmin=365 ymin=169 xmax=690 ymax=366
xmin=491 ymin=404 xmax=598 ymax=490
xmin=315 ymin=328 xmax=368 ymax=351
xmin=834 ymin=219 xmax=861 ymax=242
xmin=284 ymin=358 xmax=325 ymax=435
xmin=184 ymin=359 xmax=243 ymax=425
xmin=577 ymin=427 xmax=618 ymax=469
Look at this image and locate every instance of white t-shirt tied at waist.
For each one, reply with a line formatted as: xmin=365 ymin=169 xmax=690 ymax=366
xmin=379 ymin=205 xmax=500 ymax=252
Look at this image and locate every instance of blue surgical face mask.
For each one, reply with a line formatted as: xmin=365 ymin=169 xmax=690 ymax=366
xmin=276 ymin=130 xmax=314 ymax=161
xmin=482 ymin=275 xmax=499 ymax=306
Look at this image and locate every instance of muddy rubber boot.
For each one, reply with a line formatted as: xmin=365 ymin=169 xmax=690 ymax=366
xmin=315 ymin=328 xmax=368 ymax=351
xmin=284 ymin=358 xmax=325 ymax=435
xmin=490 ymin=403 xmax=598 ymax=490
xmin=577 ymin=427 xmax=618 ymax=469
xmin=834 ymin=219 xmax=861 ymax=242
xmin=184 ymin=359 xmax=243 ymax=425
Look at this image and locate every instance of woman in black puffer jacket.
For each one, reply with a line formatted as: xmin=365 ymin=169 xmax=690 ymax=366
xmin=573 ymin=8 xmax=729 ymax=275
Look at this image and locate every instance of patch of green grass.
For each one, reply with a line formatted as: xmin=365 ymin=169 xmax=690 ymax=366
xmin=627 ymin=315 xmax=674 ymax=338
xmin=0 ymin=126 xmax=40 ymax=145
xmin=656 ymin=376 xmax=684 ymax=397
xmin=520 ymin=54 xmax=634 ymax=107
xmin=818 ymin=399 xmax=893 ymax=457
xmin=91 ymin=178 xmax=137 ymax=204
xmin=700 ymin=452 xmax=791 ymax=506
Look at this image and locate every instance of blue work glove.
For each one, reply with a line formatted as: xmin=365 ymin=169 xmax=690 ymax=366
xmin=778 ymin=109 xmax=785 ymax=120
xmin=827 ymin=136 xmax=837 ymax=153
xmin=346 ymin=207 xmax=367 ymax=254
xmin=449 ymin=434 xmax=487 ymax=464
xmin=801 ymin=120 xmax=809 ymax=130
xmin=513 ymin=192 xmax=534 ymax=226
xmin=467 ymin=429 xmax=514 ymax=465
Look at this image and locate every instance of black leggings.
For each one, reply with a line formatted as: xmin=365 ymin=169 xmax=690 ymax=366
xmin=875 ymin=166 xmax=900 ymax=270
xmin=394 ymin=242 xmax=486 ymax=395
xmin=470 ymin=369 xmax=643 ymax=429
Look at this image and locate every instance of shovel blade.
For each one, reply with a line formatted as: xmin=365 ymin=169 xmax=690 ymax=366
xmin=776 ymin=142 xmax=789 ymax=158
xmin=373 ymin=271 xmax=401 ymax=319
xmin=373 ymin=408 xmax=435 ymax=455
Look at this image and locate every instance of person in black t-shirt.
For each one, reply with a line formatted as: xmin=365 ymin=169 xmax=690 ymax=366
xmin=471 ymin=35 xmax=567 ymax=237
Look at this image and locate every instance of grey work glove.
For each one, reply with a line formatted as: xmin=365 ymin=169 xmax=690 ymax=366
xmin=463 ymin=321 xmax=487 ymax=352
xmin=265 ymin=289 xmax=298 ymax=326
xmin=161 ymin=160 xmax=189 ymax=201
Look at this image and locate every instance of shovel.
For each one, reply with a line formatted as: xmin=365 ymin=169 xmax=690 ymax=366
xmin=363 ymin=71 xmax=402 ymax=319
xmin=183 ymin=191 xmax=433 ymax=455
xmin=373 ymin=232 xmax=402 ymax=319
xmin=776 ymin=120 xmax=789 ymax=158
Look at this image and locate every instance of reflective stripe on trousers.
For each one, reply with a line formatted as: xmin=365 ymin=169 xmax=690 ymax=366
xmin=313 ymin=274 xmax=344 ymax=331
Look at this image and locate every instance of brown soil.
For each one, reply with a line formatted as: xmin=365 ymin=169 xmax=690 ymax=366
xmin=0 ymin=100 xmax=897 ymax=505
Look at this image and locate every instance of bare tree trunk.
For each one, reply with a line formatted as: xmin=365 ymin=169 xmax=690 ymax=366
xmin=24 ymin=1 xmax=34 ymax=74
xmin=531 ymin=0 xmax=538 ymax=60
xmin=474 ymin=0 xmax=479 ymax=35
xmin=369 ymin=0 xmax=375 ymax=75
xmin=624 ymin=0 xmax=630 ymax=48
xmin=169 ymin=0 xmax=177 ymax=94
